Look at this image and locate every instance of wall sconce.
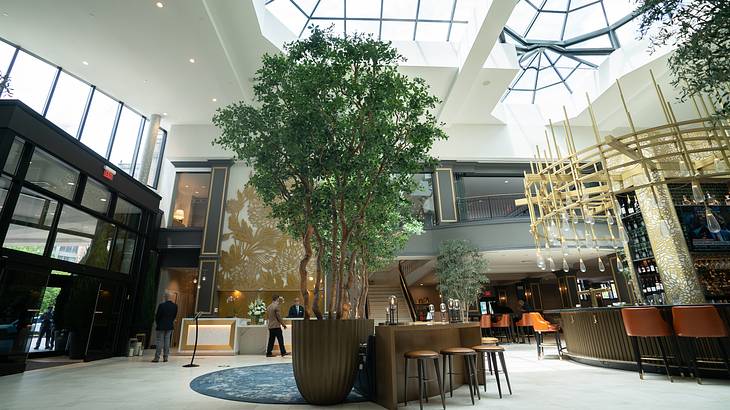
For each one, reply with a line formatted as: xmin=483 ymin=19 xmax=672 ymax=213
xmin=173 ymin=209 xmax=185 ymax=223
xmin=439 ymin=302 xmax=447 ymax=323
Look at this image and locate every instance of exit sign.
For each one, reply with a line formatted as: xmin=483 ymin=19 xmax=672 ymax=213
xmin=103 ymin=165 xmax=116 ymax=181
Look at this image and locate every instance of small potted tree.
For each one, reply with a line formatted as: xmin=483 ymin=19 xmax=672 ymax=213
xmin=435 ymin=240 xmax=490 ymax=321
xmin=213 ymin=27 xmax=446 ymax=404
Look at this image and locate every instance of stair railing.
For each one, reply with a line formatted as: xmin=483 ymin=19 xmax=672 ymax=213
xmin=397 ymin=261 xmax=417 ymax=322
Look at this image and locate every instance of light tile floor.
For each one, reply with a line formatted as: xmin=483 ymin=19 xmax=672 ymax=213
xmin=1 ymin=343 xmax=729 ymax=410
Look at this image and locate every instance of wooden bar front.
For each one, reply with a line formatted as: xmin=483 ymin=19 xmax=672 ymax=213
xmin=375 ymin=322 xmax=481 ymax=410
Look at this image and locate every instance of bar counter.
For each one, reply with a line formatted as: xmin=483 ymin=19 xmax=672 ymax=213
xmin=545 ymin=305 xmax=730 ymax=376
xmin=375 ymin=322 xmax=481 ymax=410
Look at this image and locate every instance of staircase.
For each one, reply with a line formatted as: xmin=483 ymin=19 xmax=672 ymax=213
xmin=367 ymin=283 xmax=409 ymax=324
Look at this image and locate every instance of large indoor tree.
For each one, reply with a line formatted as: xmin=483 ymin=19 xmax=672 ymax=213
xmin=435 ymin=239 xmax=489 ymax=319
xmin=636 ymin=0 xmax=730 ymax=116
xmin=213 ymin=27 xmax=446 ymax=319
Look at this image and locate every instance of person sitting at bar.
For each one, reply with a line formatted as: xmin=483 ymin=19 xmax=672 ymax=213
xmin=492 ymin=301 xmax=513 ymax=314
xmin=518 ymin=299 xmax=533 ymax=313
xmin=287 ymin=297 xmax=305 ymax=318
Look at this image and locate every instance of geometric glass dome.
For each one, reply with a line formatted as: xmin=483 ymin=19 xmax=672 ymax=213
xmin=265 ymin=0 xmax=476 ymax=42
xmin=501 ymin=0 xmax=639 ymax=105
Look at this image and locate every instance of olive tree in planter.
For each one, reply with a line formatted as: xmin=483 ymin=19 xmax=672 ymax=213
xmin=435 ymin=239 xmax=490 ymax=321
xmin=213 ymin=27 xmax=445 ymax=404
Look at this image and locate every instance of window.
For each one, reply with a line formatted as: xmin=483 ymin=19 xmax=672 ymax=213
xmin=454 ymin=175 xmax=527 ymax=222
xmin=51 ymin=205 xmax=115 ymax=269
xmin=81 ymin=178 xmax=111 ymax=214
xmin=169 ymin=172 xmax=211 ymax=228
xmin=3 ymin=137 xmax=24 ymax=175
xmin=0 ymin=40 xmax=15 ymax=79
xmin=108 ymin=107 xmax=143 ymax=175
xmin=25 ymin=148 xmax=79 ymax=200
xmin=44 ymin=72 xmax=91 ymax=137
xmin=0 ymin=176 xmax=11 ymax=214
xmin=3 ymin=187 xmax=58 ymax=255
xmin=79 ymin=91 xmax=119 ymax=157
xmin=110 ymin=228 xmax=136 ymax=273
xmin=114 ymin=197 xmax=142 ymax=230
xmin=2 ymin=51 xmax=56 ymax=113
xmin=409 ymin=174 xmax=435 ymax=228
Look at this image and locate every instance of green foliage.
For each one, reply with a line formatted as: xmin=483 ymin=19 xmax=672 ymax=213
xmin=213 ymin=27 xmax=446 ymax=318
xmin=636 ymin=0 xmax=730 ymax=116
xmin=435 ymin=240 xmax=489 ymax=310
xmin=40 ymin=287 xmax=60 ymax=312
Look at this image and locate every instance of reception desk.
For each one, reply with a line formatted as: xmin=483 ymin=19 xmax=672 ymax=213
xmin=375 ymin=322 xmax=481 ymax=410
xmin=178 ymin=318 xmax=239 ymax=355
xmin=547 ymin=305 xmax=730 ymax=376
xmin=237 ymin=320 xmax=294 ymax=355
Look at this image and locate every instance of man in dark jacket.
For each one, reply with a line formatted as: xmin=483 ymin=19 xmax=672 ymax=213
xmin=152 ymin=293 xmax=177 ymax=363
xmin=34 ymin=307 xmax=54 ymax=350
xmin=287 ymin=297 xmax=305 ymax=318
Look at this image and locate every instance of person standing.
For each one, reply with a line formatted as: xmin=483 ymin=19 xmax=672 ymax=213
xmin=266 ymin=295 xmax=288 ymax=357
xmin=152 ymin=293 xmax=177 ymax=363
xmin=34 ymin=307 xmax=54 ymax=350
xmin=287 ymin=297 xmax=305 ymax=318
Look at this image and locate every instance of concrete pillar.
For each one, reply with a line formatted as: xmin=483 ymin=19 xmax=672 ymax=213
xmin=138 ymin=113 xmax=161 ymax=185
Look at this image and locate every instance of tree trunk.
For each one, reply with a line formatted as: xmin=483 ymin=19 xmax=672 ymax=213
xmin=328 ymin=208 xmax=338 ymax=319
xmin=312 ymin=232 xmax=325 ymax=320
xmin=299 ymin=225 xmax=314 ymax=320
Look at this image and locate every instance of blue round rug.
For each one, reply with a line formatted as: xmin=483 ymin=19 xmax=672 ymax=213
xmin=189 ymin=363 xmax=366 ymax=404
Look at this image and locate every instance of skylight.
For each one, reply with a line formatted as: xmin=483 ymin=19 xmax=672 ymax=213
xmin=264 ymin=0 xmax=474 ymax=42
xmin=501 ymin=0 xmax=639 ymax=105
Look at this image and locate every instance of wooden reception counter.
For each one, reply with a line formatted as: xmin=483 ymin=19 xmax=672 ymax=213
xmin=375 ymin=322 xmax=481 ymax=410
xmin=546 ymin=305 xmax=730 ymax=376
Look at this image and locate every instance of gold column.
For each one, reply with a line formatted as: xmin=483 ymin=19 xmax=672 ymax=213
xmin=634 ymin=185 xmax=705 ymax=304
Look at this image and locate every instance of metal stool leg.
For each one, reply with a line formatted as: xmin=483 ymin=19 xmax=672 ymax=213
xmin=487 ymin=350 xmax=493 ymax=374
xmin=498 ymin=352 xmax=512 ymax=395
xmin=490 ymin=352 xmax=502 ymax=398
xmin=657 ymin=337 xmax=673 ymax=383
xmin=689 ymin=338 xmax=702 ymax=384
xmin=433 ymin=358 xmax=446 ymax=410
xmin=470 ymin=356 xmax=481 ymax=400
xmin=404 ymin=357 xmax=409 ymax=406
xmin=630 ymin=336 xmax=644 ymax=380
xmin=448 ymin=354 xmax=454 ymax=397
xmin=417 ymin=359 xmax=424 ymax=410
xmin=479 ymin=352 xmax=488 ymax=392
xmin=464 ymin=356 xmax=475 ymax=405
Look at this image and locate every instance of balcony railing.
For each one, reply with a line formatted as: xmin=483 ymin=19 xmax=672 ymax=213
xmin=456 ymin=193 xmax=528 ymax=222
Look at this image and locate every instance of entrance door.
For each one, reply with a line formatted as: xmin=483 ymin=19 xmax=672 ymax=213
xmin=0 ymin=262 xmax=51 ymax=376
xmin=85 ymin=280 xmax=124 ymax=361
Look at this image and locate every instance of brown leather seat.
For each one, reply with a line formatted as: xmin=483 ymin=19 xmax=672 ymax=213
xmin=492 ymin=314 xmax=511 ymax=328
xmin=515 ymin=313 xmax=534 ymax=328
xmin=481 ymin=337 xmax=499 ymax=344
xmin=672 ymin=305 xmax=729 ymax=338
xmin=621 ymin=307 xmax=672 ymax=337
xmin=472 ymin=345 xmax=504 ymax=352
xmin=480 ymin=314 xmax=492 ymax=328
xmin=404 ymin=350 xmax=439 ymax=359
xmin=440 ymin=347 xmax=476 ymax=355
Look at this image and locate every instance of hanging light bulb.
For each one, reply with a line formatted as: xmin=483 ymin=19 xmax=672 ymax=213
xmin=579 ymin=258 xmax=587 ymax=273
xmin=692 ymin=181 xmax=705 ymax=203
xmin=562 ymin=257 xmax=569 ymax=272
xmin=536 ymin=251 xmax=546 ymax=270
xmin=618 ymin=225 xmax=629 ymax=243
xmin=612 ymin=236 xmax=620 ymax=249
xmin=585 ymin=231 xmax=594 ymax=249
xmin=562 ymin=243 xmax=569 ymax=256
xmin=585 ymin=209 xmax=595 ymax=225
xmin=548 ymin=256 xmax=556 ymax=271
xmin=598 ymin=257 xmax=606 ymax=272
xmin=606 ymin=210 xmax=615 ymax=225
xmin=616 ymin=258 xmax=624 ymax=272
xmin=561 ymin=211 xmax=569 ymax=225
xmin=706 ymin=208 xmax=722 ymax=233
xmin=562 ymin=216 xmax=571 ymax=232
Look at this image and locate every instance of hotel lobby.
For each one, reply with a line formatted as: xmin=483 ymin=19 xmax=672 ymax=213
xmin=1 ymin=1 xmax=730 ymax=409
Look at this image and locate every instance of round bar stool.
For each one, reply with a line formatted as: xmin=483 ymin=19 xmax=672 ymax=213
xmin=621 ymin=307 xmax=674 ymax=382
xmin=672 ymin=305 xmax=730 ymax=384
xmin=440 ymin=347 xmax=480 ymax=405
xmin=473 ymin=345 xmax=512 ymax=398
xmin=404 ymin=350 xmax=446 ymax=410
xmin=480 ymin=337 xmax=498 ymax=375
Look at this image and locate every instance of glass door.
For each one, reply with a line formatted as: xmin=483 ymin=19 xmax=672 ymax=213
xmin=0 ymin=262 xmax=51 ymax=376
xmin=85 ymin=280 xmax=124 ymax=361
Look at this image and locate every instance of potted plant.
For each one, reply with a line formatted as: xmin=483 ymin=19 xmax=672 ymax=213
xmin=435 ymin=240 xmax=490 ymax=321
xmin=213 ymin=27 xmax=446 ymax=404
xmin=247 ymin=297 xmax=266 ymax=325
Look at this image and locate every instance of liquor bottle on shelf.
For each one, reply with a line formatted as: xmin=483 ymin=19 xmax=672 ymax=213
xmin=683 ymin=195 xmax=692 ymax=205
xmin=725 ymin=194 xmax=730 ymax=206
xmin=627 ymin=195 xmax=635 ymax=214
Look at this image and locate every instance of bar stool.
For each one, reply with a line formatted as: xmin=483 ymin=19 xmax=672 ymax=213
xmin=491 ymin=314 xmax=514 ymax=343
xmin=404 ymin=350 xmax=446 ymax=410
xmin=515 ymin=313 xmax=535 ymax=344
xmin=473 ymin=345 xmax=512 ymax=398
xmin=531 ymin=312 xmax=563 ymax=360
xmin=480 ymin=314 xmax=492 ymax=337
xmin=480 ymin=337 xmax=498 ymax=374
xmin=621 ymin=307 xmax=674 ymax=382
xmin=672 ymin=305 xmax=730 ymax=384
xmin=440 ymin=347 xmax=480 ymax=405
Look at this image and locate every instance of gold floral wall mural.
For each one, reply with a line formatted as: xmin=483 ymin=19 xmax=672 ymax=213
xmin=217 ymin=184 xmax=310 ymax=291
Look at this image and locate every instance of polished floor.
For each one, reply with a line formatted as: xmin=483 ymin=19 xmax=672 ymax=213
xmin=1 ymin=343 xmax=729 ymax=409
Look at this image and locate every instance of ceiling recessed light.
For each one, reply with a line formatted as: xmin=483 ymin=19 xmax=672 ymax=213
xmin=184 ymin=185 xmax=190 ymax=188
xmin=2 ymin=12 xmax=8 ymax=17
xmin=82 ymin=61 xmax=89 ymax=66
xmin=419 ymin=283 xmax=424 ymax=286
xmin=67 ymin=182 xmax=75 ymax=186
xmin=155 ymin=2 xmax=164 ymax=8
xmin=162 ymin=112 xmax=168 ymax=116
xmin=188 ymin=58 xmax=195 ymax=63
xmin=211 ymin=98 xmax=217 ymax=102
xmin=195 ymin=191 xmax=199 ymax=194
xmin=100 ymin=198 xmax=107 ymax=202
xmin=504 ymin=180 xmax=509 ymax=184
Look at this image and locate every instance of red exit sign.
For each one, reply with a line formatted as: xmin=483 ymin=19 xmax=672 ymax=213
xmin=103 ymin=165 xmax=116 ymax=181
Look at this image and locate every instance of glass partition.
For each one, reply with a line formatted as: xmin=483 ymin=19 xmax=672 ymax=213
xmin=3 ymin=187 xmax=58 ymax=255
xmin=169 ymin=172 xmax=211 ymax=228
xmin=44 ymin=72 xmax=91 ymax=137
xmin=25 ymin=148 xmax=79 ymax=200
xmin=52 ymin=206 xmax=115 ymax=269
xmin=114 ymin=197 xmax=142 ymax=231
xmin=81 ymin=178 xmax=111 ymax=214
xmin=3 ymin=137 xmax=24 ymax=175
xmin=108 ymin=107 xmax=142 ymax=174
xmin=0 ymin=39 xmax=14 ymax=75
xmin=110 ymin=228 xmax=136 ymax=274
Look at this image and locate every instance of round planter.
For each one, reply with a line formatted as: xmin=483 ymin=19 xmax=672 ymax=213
xmin=292 ymin=319 xmax=374 ymax=405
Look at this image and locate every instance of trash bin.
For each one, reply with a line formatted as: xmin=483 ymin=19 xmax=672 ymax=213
xmin=128 ymin=338 xmax=137 ymax=357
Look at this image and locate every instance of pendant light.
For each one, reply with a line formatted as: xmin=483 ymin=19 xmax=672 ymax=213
xmin=536 ymin=252 xmax=546 ymax=270
xmin=616 ymin=258 xmax=624 ymax=272
xmin=606 ymin=210 xmax=615 ymax=225
xmin=691 ymin=181 xmax=705 ymax=203
xmin=706 ymin=208 xmax=722 ymax=233
xmin=562 ymin=257 xmax=569 ymax=272
xmin=579 ymin=258 xmax=587 ymax=273
xmin=548 ymin=256 xmax=556 ymax=271
xmin=598 ymin=257 xmax=606 ymax=272
xmin=584 ymin=209 xmax=595 ymax=225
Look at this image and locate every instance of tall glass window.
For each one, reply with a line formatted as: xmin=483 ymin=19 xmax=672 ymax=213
xmin=169 ymin=172 xmax=211 ymax=228
xmin=0 ymin=176 xmax=11 ymax=214
xmin=114 ymin=197 xmax=142 ymax=230
xmin=2 ymin=51 xmax=56 ymax=113
xmin=108 ymin=107 xmax=142 ymax=175
xmin=81 ymin=178 xmax=111 ymax=214
xmin=44 ymin=72 xmax=91 ymax=137
xmin=133 ymin=122 xmax=166 ymax=188
xmin=3 ymin=137 xmax=24 ymax=175
xmin=3 ymin=187 xmax=58 ymax=255
xmin=0 ymin=40 xmax=15 ymax=78
xmin=80 ymin=91 xmax=119 ymax=157
xmin=110 ymin=228 xmax=136 ymax=273
xmin=51 ymin=206 xmax=115 ymax=269
xmin=25 ymin=148 xmax=79 ymax=200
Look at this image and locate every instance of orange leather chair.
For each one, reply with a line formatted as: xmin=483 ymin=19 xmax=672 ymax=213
xmin=530 ymin=312 xmax=563 ymax=359
xmin=621 ymin=307 xmax=674 ymax=381
xmin=491 ymin=314 xmax=514 ymax=343
xmin=480 ymin=314 xmax=492 ymax=337
xmin=515 ymin=313 xmax=536 ymax=344
xmin=672 ymin=305 xmax=730 ymax=383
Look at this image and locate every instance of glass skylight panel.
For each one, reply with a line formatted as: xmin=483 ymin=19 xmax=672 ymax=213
xmin=419 ymin=0 xmax=454 ymax=21
xmin=346 ymin=1 xmax=380 ymax=18
xmin=380 ymin=21 xmax=415 ymax=41
xmin=416 ymin=22 xmax=450 ymax=42
xmin=382 ymin=0 xmax=418 ymax=19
